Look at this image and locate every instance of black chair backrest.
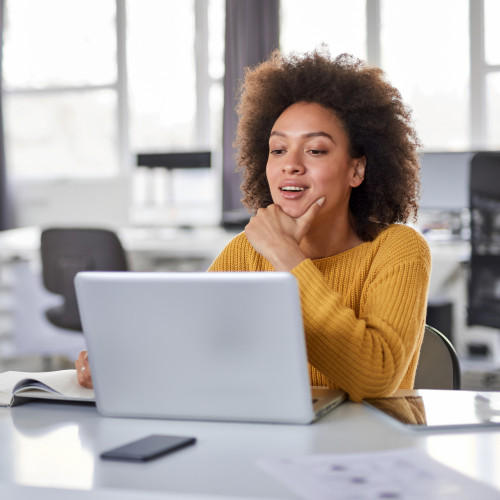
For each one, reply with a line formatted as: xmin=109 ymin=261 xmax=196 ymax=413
xmin=414 ymin=324 xmax=461 ymax=390
xmin=41 ymin=228 xmax=128 ymax=331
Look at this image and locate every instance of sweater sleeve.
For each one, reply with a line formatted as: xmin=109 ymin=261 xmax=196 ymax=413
xmin=292 ymin=230 xmax=431 ymax=402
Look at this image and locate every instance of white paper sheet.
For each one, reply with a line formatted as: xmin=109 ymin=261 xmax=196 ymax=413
xmin=258 ymin=447 xmax=500 ymax=499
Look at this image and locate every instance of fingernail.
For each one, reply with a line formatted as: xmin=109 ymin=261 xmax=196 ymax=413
xmin=317 ymin=197 xmax=325 ymax=206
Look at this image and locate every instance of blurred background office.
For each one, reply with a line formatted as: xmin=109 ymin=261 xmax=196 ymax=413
xmin=0 ymin=0 xmax=499 ymax=388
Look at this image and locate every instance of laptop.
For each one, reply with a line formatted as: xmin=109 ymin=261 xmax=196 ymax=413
xmin=74 ymin=271 xmax=346 ymax=424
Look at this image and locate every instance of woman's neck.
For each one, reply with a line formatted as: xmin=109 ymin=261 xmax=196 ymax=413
xmin=299 ymin=215 xmax=363 ymax=260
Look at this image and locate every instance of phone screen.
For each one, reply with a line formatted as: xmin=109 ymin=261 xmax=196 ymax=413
xmin=100 ymin=434 xmax=196 ymax=462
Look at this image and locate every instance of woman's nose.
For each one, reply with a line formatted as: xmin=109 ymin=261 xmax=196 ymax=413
xmin=282 ymin=151 xmax=305 ymax=174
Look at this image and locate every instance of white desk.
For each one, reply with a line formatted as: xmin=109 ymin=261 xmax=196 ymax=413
xmin=0 ymin=225 xmax=236 ymax=271
xmin=0 ymin=397 xmax=499 ymax=499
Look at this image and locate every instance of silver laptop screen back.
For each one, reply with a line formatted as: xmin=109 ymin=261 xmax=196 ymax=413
xmin=75 ymin=272 xmax=315 ymax=424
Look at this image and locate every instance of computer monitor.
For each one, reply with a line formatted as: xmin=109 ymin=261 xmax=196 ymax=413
xmin=467 ymin=152 xmax=500 ymax=329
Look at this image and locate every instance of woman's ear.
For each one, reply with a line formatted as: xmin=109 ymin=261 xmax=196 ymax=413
xmin=350 ymin=156 xmax=366 ymax=188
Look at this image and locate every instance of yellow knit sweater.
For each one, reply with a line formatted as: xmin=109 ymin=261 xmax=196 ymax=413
xmin=208 ymin=224 xmax=431 ymax=402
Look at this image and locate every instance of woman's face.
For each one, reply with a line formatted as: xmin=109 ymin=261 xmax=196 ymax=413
xmin=266 ymin=101 xmax=365 ymax=222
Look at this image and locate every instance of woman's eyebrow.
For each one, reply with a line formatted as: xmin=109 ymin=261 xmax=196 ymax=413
xmin=304 ymin=131 xmax=334 ymax=141
xmin=269 ymin=130 xmax=334 ymax=141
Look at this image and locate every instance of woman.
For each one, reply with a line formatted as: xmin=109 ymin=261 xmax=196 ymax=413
xmin=77 ymin=49 xmax=430 ymax=401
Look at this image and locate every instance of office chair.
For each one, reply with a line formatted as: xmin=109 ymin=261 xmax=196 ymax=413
xmin=414 ymin=324 xmax=461 ymax=390
xmin=40 ymin=228 xmax=128 ymax=332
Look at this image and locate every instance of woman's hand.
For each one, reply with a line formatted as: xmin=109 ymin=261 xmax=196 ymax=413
xmin=245 ymin=197 xmax=324 ymax=271
xmin=75 ymin=350 xmax=93 ymax=389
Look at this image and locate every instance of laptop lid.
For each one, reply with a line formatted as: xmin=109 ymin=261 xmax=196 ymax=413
xmin=75 ymin=271 xmax=343 ymax=424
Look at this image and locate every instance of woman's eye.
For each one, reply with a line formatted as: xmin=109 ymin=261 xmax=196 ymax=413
xmin=270 ymin=149 xmax=286 ymax=155
xmin=309 ymin=149 xmax=326 ymax=155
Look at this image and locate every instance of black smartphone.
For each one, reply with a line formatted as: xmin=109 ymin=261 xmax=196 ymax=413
xmin=100 ymin=434 xmax=196 ymax=462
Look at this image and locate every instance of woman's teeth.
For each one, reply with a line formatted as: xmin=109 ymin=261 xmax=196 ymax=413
xmin=281 ymin=186 xmax=305 ymax=191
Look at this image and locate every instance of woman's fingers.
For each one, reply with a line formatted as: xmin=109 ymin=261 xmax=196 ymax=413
xmin=244 ymin=198 xmax=324 ymax=271
xmin=75 ymin=350 xmax=94 ymax=389
xmin=247 ymin=196 xmax=325 ymax=246
xmin=295 ymin=197 xmax=325 ymax=240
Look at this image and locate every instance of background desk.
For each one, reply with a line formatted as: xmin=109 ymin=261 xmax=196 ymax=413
xmin=0 ymin=225 xmax=236 ymax=271
xmin=0 ymin=397 xmax=499 ymax=498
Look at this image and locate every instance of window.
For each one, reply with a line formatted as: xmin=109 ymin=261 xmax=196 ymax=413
xmin=3 ymin=1 xmax=499 ymax=179
xmin=3 ymin=0 xmax=118 ymax=177
xmin=380 ymin=0 xmax=469 ymax=151
xmin=127 ymin=0 xmax=226 ymax=152
xmin=484 ymin=0 xmax=500 ymax=66
xmin=279 ymin=0 xmax=500 ymax=151
xmin=2 ymin=0 xmax=225 ymax=180
xmin=280 ymin=0 xmax=366 ymax=60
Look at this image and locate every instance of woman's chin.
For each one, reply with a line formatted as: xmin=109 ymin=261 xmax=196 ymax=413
xmin=281 ymin=204 xmax=307 ymax=218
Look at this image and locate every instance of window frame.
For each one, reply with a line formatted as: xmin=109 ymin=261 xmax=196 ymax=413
xmin=2 ymin=0 xmax=215 ymax=178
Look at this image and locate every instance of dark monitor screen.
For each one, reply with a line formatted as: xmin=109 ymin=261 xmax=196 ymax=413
xmin=468 ymin=152 xmax=500 ymax=329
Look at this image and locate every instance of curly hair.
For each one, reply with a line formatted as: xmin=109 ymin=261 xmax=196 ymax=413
xmin=235 ymin=48 xmax=421 ymax=241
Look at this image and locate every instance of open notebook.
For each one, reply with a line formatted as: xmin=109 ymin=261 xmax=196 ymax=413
xmin=75 ymin=271 xmax=346 ymax=424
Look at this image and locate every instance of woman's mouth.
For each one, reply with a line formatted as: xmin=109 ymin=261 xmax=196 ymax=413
xmin=279 ymin=184 xmax=308 ymax=199
xmin=280 ymin=186 xmax=306 ymax=192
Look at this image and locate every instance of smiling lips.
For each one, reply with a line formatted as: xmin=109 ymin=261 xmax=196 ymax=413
xmin=279 ymin=183 xmax=308 ymax=199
